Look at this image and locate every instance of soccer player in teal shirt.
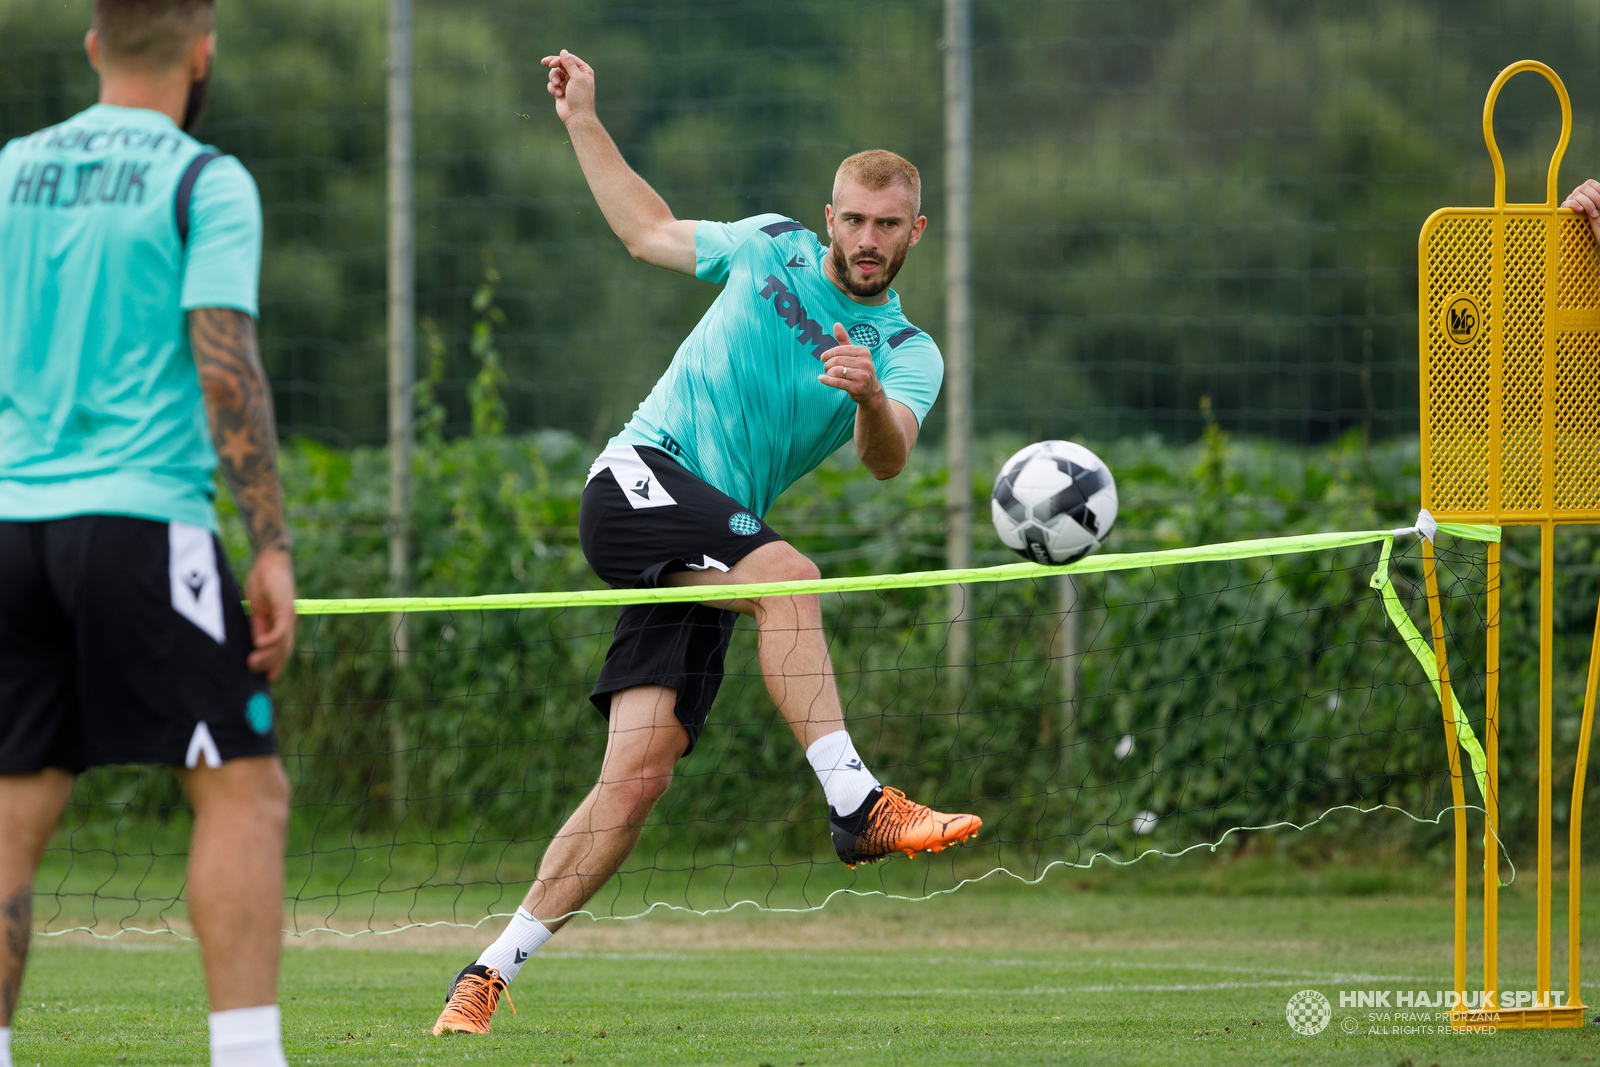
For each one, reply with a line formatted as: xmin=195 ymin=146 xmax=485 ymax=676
xmin=435 ymin=49 xmax=981 ymax=1035
xmin=0 ymin=3 xmax=295 ymax=1065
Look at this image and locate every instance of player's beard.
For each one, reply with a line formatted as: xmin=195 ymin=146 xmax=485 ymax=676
xmin=829 ymin=233 xmax=912 ymax=299
xmin=182 ymin=61 xmax=212 ymax=133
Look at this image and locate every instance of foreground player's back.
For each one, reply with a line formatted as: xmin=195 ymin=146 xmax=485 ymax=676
xmin=0 ymin=104 xmax=260 ymax=527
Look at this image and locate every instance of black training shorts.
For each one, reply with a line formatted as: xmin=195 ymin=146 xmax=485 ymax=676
xmin=0 ymin=515 xmax=277 ymax=774
xmin=578 ymin=444 xmax=785 ymax=754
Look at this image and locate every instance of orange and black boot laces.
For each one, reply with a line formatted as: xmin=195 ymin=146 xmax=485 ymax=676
xmin=432 ymin=963 xmax=516 ymax=1035
xmin=830 ymin=786 xmax=981 ymax=868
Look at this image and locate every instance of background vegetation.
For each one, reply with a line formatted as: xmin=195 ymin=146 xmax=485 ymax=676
xmin=7 ymin=0 xmax=1600 ymax=443
xmin=43 ymin=415 xmax=1600 ymax=931
xmin=8 ymin=0 xmax=1600 ymax=925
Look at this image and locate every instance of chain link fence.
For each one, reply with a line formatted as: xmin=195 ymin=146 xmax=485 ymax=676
xmin=4 ymin=0 xmax=1599 ymax=446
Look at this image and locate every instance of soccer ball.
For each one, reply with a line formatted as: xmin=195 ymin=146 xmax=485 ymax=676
xmin=990 ymin=441 xmax=1118 ymax=565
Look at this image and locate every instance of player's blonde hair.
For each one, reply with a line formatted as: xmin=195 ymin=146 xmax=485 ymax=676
xmin=832 ymin=150 xmax=922 ymax=215
xmin=94 ymin=0 xmax=214 ymax=70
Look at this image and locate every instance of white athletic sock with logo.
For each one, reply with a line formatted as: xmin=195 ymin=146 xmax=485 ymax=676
xmin=208 ymin=1005 xmax=287 ymax=1067
xmin=806 ymin=730 xmax=880 ymax=816
xmin=476 ymin=907 xmax=554 ymax=984
xmin=0 ymin=1024 xmax=11 ymax=1067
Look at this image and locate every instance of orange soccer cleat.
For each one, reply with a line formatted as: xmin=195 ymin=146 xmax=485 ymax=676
xmin=432 ymin=963 xmax=515 ymax=1036
xmin=830 ymin=786 xmax=981 ymax=868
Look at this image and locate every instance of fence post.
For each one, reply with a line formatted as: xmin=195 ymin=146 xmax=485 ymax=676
xmin=1056 ymin=573 xmax=1079 ymax=758
xmin=386 ymin=0 xmax=415 ymax=820
xmin=943 ymin=0 xmax=973 ymax=687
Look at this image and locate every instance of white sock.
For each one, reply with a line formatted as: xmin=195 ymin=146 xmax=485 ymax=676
xmin=806 ymin=730 xmax=880 ymax=816
xmin=209 ymin=1005 xmax=286 ymax=1067
xmin=0 ymin=1025 xmax=10 ymax=1067
xmin=475 ymin=907 xmax=553 ymax=984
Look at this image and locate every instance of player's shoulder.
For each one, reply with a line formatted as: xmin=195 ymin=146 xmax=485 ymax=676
xmin=749 ymin=213 xmax=812 ymax=239
xmin=881 ymin=320 xmax=940 ymax=362
xmin=190 ymin=151 xmax=259 ymax=201
xmin=730 ymin=213 xmax=819 ymax=251
xmin=873 ymin=298 xmax=939 ymax=360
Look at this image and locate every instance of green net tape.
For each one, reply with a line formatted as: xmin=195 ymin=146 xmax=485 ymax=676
xmin=288 ymin=520 xmax=1502 ymax=800
xmin=293 ymin=528 xmax=1409 ymax=615
xmin=287 ymin=522 xmax=1501 ymax=806
xmin=289 ymin=523 xmax=1502 ymax=811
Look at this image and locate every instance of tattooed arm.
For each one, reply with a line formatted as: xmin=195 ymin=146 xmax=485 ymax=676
xmin=189 ymin=307 xmax=297 ymax=681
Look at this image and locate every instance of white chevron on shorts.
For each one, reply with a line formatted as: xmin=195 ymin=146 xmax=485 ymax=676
xmin=587 ymin=444 xmax=678 ymax=510
xmin=185 ymin=721 xmax=223 ymax=769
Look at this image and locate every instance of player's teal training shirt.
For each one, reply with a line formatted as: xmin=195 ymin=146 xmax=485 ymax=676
xmin=0 ymin=103 xmax=263 ymax=532
xmin=612 ymin=214 xmax=943 ymax=517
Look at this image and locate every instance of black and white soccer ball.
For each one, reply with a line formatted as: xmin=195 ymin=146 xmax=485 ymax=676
xmin=990 ymin=441 xmax=1118 ymax=565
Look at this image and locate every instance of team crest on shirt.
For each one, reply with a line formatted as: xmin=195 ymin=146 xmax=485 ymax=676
xmin=847 ymin=323 xmax=881 ymax=349
xmin=728 ymin=512 xmax=761 ymax=536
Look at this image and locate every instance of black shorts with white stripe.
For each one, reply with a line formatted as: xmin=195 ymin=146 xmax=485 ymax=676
xmin=578 ymin=444 xmax=784 ymax=755
xmin=0 ymin=515 xmax=276 ymax=774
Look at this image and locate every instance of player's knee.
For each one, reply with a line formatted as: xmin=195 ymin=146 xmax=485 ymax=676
xmin=751 ymin=554 xmax=821 ymax=626
xmin=612 ymin=768 xmax=672 ymax=823
xmin=259 ymin=759 xmax=292 ymax=816
xmin=223 ymin=757 xmax=291 ymax=834
xmin=637 ymin=768 xmax=673 ymax=809
xmin=777 ymin=553 xmax=821 ymax=584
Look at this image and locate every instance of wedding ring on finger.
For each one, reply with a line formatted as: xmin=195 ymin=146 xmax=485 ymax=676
xmin=832 ymin=366 xmax=848 ymax=379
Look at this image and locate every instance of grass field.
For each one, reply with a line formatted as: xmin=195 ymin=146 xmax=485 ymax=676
xmin=14 ymin=860 xmax=1600 ymax=1066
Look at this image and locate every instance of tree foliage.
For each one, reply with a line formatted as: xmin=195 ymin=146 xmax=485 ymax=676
xmin=6 ymin=0 xmax=1600 ymax=444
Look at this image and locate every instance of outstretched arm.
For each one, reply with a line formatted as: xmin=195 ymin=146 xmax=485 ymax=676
xmin=543 ymin=50 xmax=697 ymax=275
xmin=189 ymin=307 xmax=297 ymax=681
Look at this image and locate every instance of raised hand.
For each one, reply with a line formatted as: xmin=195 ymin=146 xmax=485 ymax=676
xmin=817 ymin=322 xmax=883 ymax=405
xmin=1562 ymin=178 xmax=1600 ymax=243
xmin=541 ymin=49 xmax=595 ymax=126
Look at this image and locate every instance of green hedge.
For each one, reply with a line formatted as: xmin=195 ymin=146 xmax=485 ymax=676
xmin=57 ymin=429 xmax=1600 ymax=884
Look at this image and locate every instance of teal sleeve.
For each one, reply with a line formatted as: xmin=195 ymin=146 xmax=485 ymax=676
xmin=879 ymin=335 xmax=944 ymax=426
xmin=180 ymin=155 xmax=263 ymax=317
xmin=694 ymin=213 xmax=793 ymax=283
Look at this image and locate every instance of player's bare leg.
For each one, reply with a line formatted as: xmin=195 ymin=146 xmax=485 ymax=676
xmin=669 ymin=540 xmax=841 ymax=744
xmin=176 ymin=756 xmax=290 ymax=1012
xmin=0 ymin=769 xmax=74 ymax=1028
xmin=434 ymin=687 xmax=684 ymax=1035
xmin=669 ymin=541 xmax=980 ymax=865
xmin=519 ymin=685 xmax=686 ymax=927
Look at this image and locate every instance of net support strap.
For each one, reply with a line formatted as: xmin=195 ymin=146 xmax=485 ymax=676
xmin=1370 ymin=515 xmax=1500 ymax=802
